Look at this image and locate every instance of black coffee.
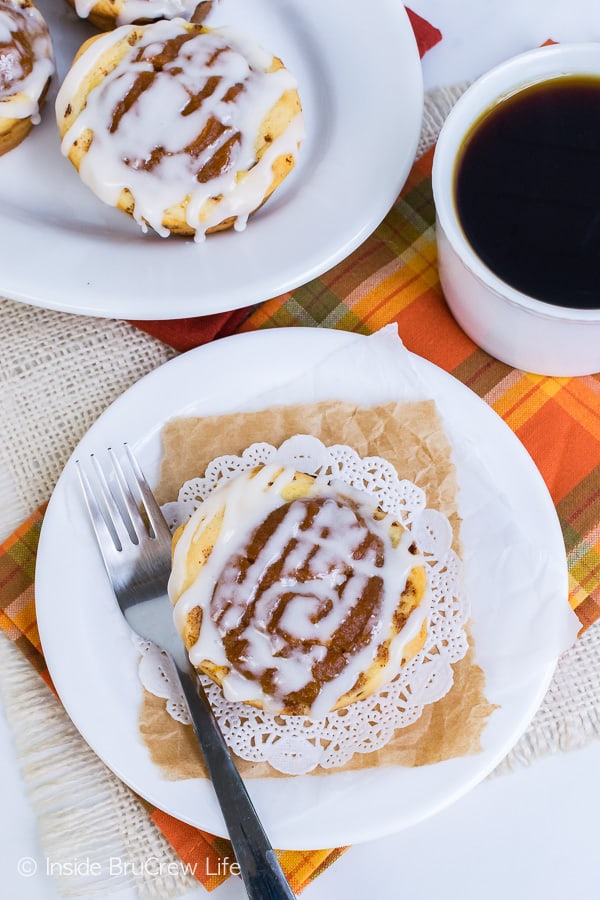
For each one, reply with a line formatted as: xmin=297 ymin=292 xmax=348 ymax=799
xmin=455 ymin=76 xmax=600 ymax=309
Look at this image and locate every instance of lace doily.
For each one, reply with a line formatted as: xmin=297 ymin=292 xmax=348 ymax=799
xmin=137 ymin=435 xmax=468 ymax=775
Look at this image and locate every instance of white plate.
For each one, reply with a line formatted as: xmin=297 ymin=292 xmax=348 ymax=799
xmin=0 ymin=0 xmax=423 ymax=319
xmin=35 ymin=327 xmax=574 ymax=849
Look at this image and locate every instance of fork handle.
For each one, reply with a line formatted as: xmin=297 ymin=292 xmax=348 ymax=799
xmin=175 ymin=665 xmax=297 ymax=900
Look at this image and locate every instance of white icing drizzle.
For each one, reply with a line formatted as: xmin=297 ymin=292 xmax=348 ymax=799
xmin=73 ymin=0 xmax=207 ymax=26
xmin=168 ymin=465 xmax=429 ymax=719
xmin=56 ymin=21 xmax=304 ymax=240
xmin=0 ymin=1 xmax=54 ymax=123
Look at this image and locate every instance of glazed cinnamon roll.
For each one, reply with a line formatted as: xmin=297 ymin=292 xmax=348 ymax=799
xmin=55 ymin=20 xmax=303 ymax=239
xmin=168 ymin=465 xmax=429 ymax=718
xmin=0 ymin=0 xmax=54 ymax=156
xmin=65 ymin=0 xmax=214 ymax=31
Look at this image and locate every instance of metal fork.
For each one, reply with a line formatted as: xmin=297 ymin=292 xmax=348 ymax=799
xmin=76 ymin=444 xmax=296 ymax=900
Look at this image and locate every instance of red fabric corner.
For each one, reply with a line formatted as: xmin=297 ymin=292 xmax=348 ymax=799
xmin=405 ymin=7 xmax=443 ymax=58
xmin=128 ymin=304 xmax=254 ymax=352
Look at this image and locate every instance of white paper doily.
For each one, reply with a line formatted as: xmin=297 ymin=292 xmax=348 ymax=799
xmin=136 ymin=435 xmax=468 ymax=775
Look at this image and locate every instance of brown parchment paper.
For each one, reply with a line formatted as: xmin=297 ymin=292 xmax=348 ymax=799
xmin=140 ymin=399 xmax=496 ymax=780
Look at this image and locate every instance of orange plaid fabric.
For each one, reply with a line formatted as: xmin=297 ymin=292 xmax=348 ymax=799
xmin=2 ymin=143 xmax=598 ymax=892
xmin=151 ymin=809 xmax=348 ymax=893
xmin=0 ymin=506 xmax=50 ymax=687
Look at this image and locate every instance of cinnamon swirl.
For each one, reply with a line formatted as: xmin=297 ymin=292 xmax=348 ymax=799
xmin=168 ymin=465 xmax=429 ymax=718
xmin=55 ymin=20 xmax=304 ymax=239
xmin=0 ymin=0 xmax=54 ymax=156
xmin=65 ymin=0 xmax=213 ymax=31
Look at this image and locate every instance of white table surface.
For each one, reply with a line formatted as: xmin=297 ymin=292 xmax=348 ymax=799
xmin=3 ymin=2 xmax=600 ymax=898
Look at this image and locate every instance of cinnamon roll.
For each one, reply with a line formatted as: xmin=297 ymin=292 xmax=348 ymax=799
xmin=168 ymin=465 xmax=429 ymax=718
xmin=65 ymin=0 xmax=214 ymax=31
xmin=55 ymin=20 xmax=303 ymax=239
xmin=0 ymin=0 xmax=54 ymax=156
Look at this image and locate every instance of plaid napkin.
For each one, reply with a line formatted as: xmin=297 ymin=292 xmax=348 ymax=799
xmin=2 ymin=136 xmax=599 ymax=893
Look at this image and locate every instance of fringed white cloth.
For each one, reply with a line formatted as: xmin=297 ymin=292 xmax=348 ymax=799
xmin=0 ymin=637 xmax=197 ymax=898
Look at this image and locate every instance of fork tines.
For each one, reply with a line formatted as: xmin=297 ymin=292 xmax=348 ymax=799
xmin=76 ymin=444 xmax=170 ymax=554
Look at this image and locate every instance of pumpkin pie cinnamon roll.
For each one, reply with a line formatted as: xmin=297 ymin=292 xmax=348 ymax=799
xmin=65 ymin=0 xmax=214 ymax=31
xmin=55 ymin=20 xmax=303 ymax=239
xmin=168 ymin=465 xmax=429 ymax=718
xmin=0 ymin=0 xmax=54 ymax=156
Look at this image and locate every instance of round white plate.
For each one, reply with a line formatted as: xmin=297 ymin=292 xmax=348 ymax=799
xmin=0 ymin=0 xmax=423 ymax=320
xmin=35 ymin=328 xmax=570 ymax=849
